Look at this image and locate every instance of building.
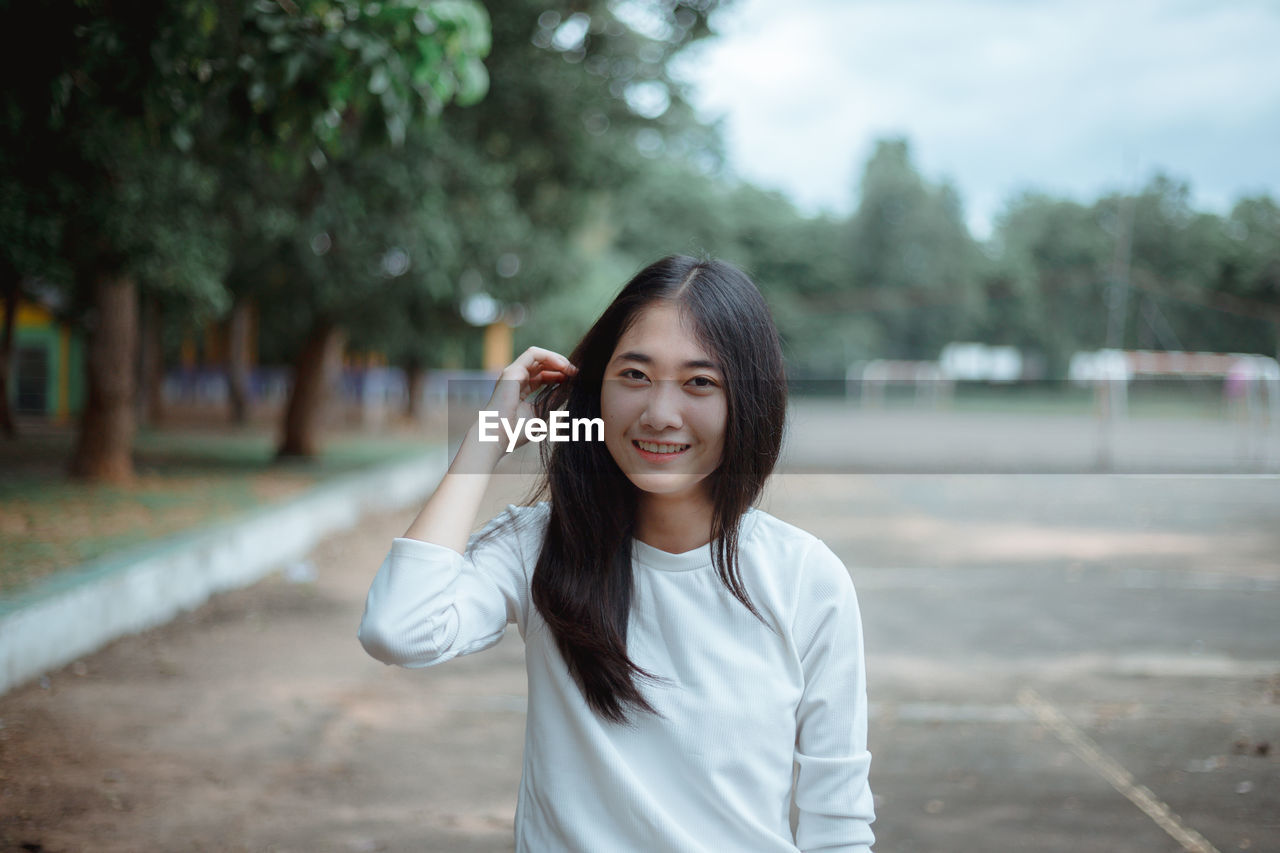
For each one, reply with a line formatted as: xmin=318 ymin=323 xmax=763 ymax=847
xmin=1 ymin=294 xmax=84 ymax=423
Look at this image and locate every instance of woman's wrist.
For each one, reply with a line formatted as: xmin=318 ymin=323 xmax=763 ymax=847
xmin=450 ymin=421 xmax=506 ymax=474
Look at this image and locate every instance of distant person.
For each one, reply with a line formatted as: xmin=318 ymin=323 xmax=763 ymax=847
xmin=358 ymin=255 xmax=876 ymax=851
xmin=1224 ymin=359 xmax=1251 ymax=419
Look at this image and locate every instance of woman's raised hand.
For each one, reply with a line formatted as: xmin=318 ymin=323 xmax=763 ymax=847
xmin=410 ymin=347 xmax=577 ymax=548
xmin=482 ymin=346 xmax=579 ymax=441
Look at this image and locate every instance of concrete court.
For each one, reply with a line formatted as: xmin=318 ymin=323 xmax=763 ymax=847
xmin=1 ymin=406 xmax=1278 ymax=852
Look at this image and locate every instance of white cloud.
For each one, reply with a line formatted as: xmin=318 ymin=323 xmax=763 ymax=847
xmin=673 ymin=0 xmax=1280 ymax=238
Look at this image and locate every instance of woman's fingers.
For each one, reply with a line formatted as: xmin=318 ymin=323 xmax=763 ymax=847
xmin=489 ymin=348 xmax=578 ymax=415
xmin=503 ymin=347 xmax=578 ymax=388
xmin=524 ymin=365 xmax=576 ymax=388
xmin=527 ymin=370 xmax=574 ymax=393
xmin=513 ymin=346 xmax=576 ymax=377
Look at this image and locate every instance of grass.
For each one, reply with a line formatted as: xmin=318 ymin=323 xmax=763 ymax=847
xmin=0 ymin=423 xmax=435 ymax=598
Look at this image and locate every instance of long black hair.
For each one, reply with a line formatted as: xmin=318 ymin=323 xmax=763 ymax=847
xmin=501 ymin=254 xmax=787 ymax=725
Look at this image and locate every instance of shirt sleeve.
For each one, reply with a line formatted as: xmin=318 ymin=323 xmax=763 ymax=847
xmin=791 ymin=538 xmax=876 ymax=853
xmin=357 ymin=503 xmax=541 ymax=668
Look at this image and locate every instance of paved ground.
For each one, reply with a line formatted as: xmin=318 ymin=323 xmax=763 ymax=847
xmin=781 ymin=400 xmax=1280 ymax=474
xmin=1 ymin=405 xmax=1278 ymax=852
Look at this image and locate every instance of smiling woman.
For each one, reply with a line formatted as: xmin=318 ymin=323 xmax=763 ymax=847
xmin=358 ymin=255 xmax=876 ymax=852
xmin=599 ymin=300 xmax=729 ymax=516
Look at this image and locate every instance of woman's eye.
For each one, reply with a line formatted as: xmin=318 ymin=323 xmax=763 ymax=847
xmin=621 ymin=368 xmax=647 ymax=381
xmin=688 ymin=376 xmax=718 ymax=388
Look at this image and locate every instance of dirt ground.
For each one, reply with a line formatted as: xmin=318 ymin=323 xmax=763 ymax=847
xmin=1 ymin=426 xmax=1278 ymax=850
xmin=0 ymin=468 xmax=540 ymax=853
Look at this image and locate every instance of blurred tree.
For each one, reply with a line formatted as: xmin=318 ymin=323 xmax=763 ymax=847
xmin=0 ymin=0 xmax=492 ymax=475
xmin=339 ymin=119 xmax=531 ymax=417
xmin=983 ymin=193 xmax=1110 ymax=377
xmin=843 ymin=138 xmax=985 ymax=360
xmin=1130 ymin=183 xmax=1279 ymax=358
xmin=452 ymin=0 xmax=726 ymax=242
xmin=0 ymin=1 xmax=236 ymax=481
xmin=1098 ymin=175 xmax=1212 ymax=353
xmin=185 ymin=0 xmax=492 ymax=457
xmin=604 ymin=155 xmax=853 ymax=374
xmin=1217 ymin=195 xmax=1280 ymax=356
xmin=227 ymin=0 xmax=729 ymax=452
xmin=1222 ymin=196 xmax=1280 ymax=304
xmin=0 ymin=165 xmax=65 ymax=438
xmin=444 ymin=0 xmax=730 ymax=341
xmin=980 ymin=177 xmax=1280 ymax=377
xmin=1096 ymin=176 xmax=1280 ymax=358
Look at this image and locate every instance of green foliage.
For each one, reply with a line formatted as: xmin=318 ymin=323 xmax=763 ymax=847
xmin=982 ymin=173 xmax=1280 ymax=375
xmin=1 ymin=0 xmax=494 ymax=341
xmin=983 ymin=193 xmax=1110 ymax=376
xmin=231 ymin=0 xmax=491 ymax=158
xmin=1222 ymin=196 xmax=1280 ymax=302
xmin=3 ymin=0 xmax=1275 ymax=389
xmin=361 ymin=0 xmax=735 ymax=367
xmin=844 ymin=138 xmax=985 ymax=360
xmin=1115 ymin=178 xmax=1278 ymax=355
xmin=603 ymin=155 xmax=848 ymax=370
xmin=0 ymin=0 xmax=236 ymax=335
xmin=597 ymin=132 xmax=1278 ymax=377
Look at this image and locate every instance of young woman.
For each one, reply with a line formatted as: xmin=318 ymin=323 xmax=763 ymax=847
xmin=359 ymin=255 xmax=876 ymax=852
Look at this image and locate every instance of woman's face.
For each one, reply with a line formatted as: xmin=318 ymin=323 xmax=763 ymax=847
xmin=600 ymin=301 xmax=727 ymax=505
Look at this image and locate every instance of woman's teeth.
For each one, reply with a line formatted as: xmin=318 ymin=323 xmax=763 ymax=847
xmin=635 ymin=440 xmax=690 ymax=454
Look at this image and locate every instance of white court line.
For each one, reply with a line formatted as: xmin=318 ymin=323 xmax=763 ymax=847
xmin=869 ymin=653 xmax=1280 ymax=682
xmin=870 ymin=702 xmax=1030 ymax=723
xmin=1017 ymin=686 xmax=1222 ymax=853
xmin=1111 ymin=474 xmax=1280 ymax=479
xmin=850 ymin=567 xmax=1280 ymax=593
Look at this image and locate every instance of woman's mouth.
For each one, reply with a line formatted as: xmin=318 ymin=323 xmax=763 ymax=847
xmin=632 ymin=440 xmax=691 ymax=462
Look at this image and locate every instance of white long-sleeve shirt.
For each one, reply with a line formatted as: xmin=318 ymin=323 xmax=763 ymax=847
xmin=358 ymin=501 xmax=875 ymax=852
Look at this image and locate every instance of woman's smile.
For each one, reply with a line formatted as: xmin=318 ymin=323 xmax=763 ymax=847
xmin=631 ymin=439 xmax=693 ymax=462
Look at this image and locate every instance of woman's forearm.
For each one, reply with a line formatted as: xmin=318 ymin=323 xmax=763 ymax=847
xmin=401 ymin=424 xmax=506 ymax=554
xmin=401 ymin=346 xmax=576 ymax=554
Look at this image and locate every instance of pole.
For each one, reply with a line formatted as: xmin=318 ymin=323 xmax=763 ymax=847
xmin=1097 ymin=191 xmax=1137 ymax=471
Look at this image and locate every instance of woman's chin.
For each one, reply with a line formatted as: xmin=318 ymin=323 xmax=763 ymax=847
xmin=626 ymin=471 xmax=708 ymax=498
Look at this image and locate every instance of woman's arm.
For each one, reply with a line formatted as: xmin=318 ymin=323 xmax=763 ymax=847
xmin=792 ymin=539 xmax=876 ymax=853
xmin=357 ymin=504 xmax=547 ymax=667
xmin=401 ymin=346 xmax=577 ymax=553
xmin=357 ymin=347 xmax=576 ymax=666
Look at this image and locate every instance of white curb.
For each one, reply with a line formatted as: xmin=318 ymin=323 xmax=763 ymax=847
xmin=0 ymin=449 xmax=446 ymax=696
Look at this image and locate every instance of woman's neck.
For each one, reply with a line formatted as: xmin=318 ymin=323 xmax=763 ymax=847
xmin=633 ymin=490 xmax=715 ymax=554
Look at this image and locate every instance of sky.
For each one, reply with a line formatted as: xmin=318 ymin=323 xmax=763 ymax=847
xmin=670 ymin=0 xmax=1280 ymax=240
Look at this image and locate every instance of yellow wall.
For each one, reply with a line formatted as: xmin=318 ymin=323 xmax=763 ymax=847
xmin=2 ymin=297 xmax=83 ymax=419
xmin=58 ymin=325 xmax=71 ymax=421
xmin=0 ymin=299 xmax=54 ymax=329
xmin=483 ymin=321 xmax=513 ymax=372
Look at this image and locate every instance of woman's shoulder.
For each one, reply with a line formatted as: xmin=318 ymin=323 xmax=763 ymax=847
xmin=468 ymin=501 xmax=552 ymax=553
xmin=493 ymin=500 xmax=552 ymax=528
xmin=743 ymin=507 xmax=851 ymax=584
xmin=742 ymin=506 xmax=823 ymax=552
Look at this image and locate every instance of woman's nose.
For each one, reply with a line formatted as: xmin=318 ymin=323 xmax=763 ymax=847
xmin=639 ymin=380 xmax=683 ymax=431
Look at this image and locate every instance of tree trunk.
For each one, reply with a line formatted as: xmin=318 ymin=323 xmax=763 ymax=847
xmin=137 ymin=292 xmax=165 ymax=428
xmin=276 ymin=319 xmax=344 ymax=459
xmin=404 ymin=358 xmax=423 ymax=421
xmin=226 ymin=296 xmax=253 ymax=425
xmin=70 ymin=272 xmax=137 ymax=483
xmin=0 ymin=263 xmax=19 ymax=439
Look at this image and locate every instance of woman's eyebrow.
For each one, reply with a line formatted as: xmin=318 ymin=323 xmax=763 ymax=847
xmin=613 ymin=351 xmax=721 ymax=371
